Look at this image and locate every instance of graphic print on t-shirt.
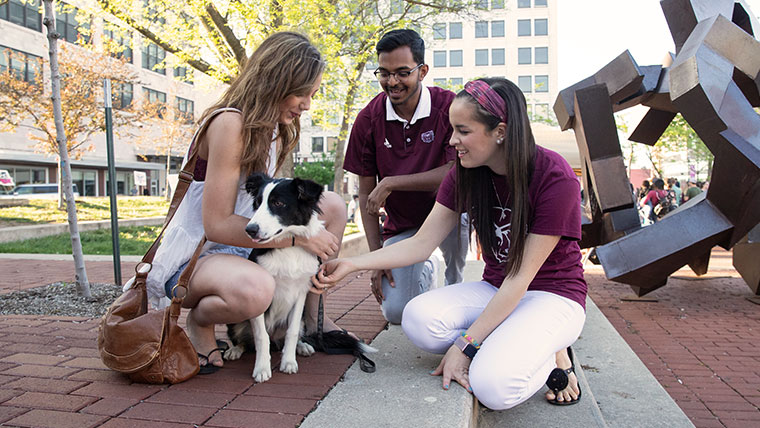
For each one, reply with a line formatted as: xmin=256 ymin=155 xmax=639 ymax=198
xmin=492 ymin=205 xmax=511 ymax=264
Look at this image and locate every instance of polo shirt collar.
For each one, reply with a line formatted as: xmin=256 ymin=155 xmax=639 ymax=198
xmin=385 ymin=85 xmax=431 ymax=125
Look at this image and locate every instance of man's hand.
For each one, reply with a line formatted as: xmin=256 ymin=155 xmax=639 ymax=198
xmin=297 ymin=229 xmax=340 ymax=260
xmin=366 ymin=177 xmax=394 ymax=216
xmin=370 ymin=268 xmax=394 ymax=303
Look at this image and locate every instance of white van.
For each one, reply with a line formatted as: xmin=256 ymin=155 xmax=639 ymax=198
xmin=9 ymin=183 xmax=80 ymax=198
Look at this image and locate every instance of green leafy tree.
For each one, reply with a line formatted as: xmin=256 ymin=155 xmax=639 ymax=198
xmin=294 ymin=154 xmax=335 ymax=188
xmin=657 ymin=113 xmax=714 ymax=180
xmin=92 ymin=0 xmax=475 ymax=194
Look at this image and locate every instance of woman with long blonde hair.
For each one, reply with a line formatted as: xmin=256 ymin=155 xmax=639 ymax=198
xmin=146 ymin=32 xmax=347 ymax=374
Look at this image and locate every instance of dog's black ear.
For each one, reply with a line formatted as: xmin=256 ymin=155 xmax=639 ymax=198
xmin=245 ymin=173 xmax=270 ymax=196
xmin=294 ymin=178 xmax=323 ymax=205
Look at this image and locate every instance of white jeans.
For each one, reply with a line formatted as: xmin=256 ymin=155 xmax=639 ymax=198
xmin=401 ymin=282 xmax=586 ymax=410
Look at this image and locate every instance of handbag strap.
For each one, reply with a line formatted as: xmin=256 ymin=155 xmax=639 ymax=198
xmin=170 ymin=235 xmax=208 ymax=299
xmin=138 ymin=107 xmax=242 ymax=267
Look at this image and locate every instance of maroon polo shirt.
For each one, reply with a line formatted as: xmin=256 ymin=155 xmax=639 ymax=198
xmin=436 ymin=146 xmax=588 ymax=309
xmin=344 ymin=86 xmax=456 ymax=239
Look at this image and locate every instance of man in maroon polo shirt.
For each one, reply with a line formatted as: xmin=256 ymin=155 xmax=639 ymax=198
xmin=343 ymin=29 xmax=468 ymax=324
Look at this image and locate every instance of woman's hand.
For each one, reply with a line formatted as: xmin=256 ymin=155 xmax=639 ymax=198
xmin=430 ymin=345 xmax=472 ymax=393
xmin=297 ymin=229 xmax=340 ymax=260
xmin=310 ymin=258 xmax=358 ymax=294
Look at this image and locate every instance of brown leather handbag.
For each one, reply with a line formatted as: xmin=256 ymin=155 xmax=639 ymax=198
xmin=97 ymin=150 xmax=206 ymax=384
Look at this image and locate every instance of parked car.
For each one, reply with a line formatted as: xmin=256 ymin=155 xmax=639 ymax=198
xmin=7 ymin=183 xmax=80 ymax=199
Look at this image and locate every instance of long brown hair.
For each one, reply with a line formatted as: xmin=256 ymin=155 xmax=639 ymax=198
xmin=455 ymin=78 xmax=536 ymax=278
xmin=197 ymin=32 xmax=325 ymax=175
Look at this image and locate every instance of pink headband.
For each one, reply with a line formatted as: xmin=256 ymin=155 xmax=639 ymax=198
xmin=464 ymin=80 xmax=507 ymax=123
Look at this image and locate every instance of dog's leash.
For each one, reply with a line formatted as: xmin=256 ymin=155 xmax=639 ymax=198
xmin=314 ymin=258 xmax=376 ymax=373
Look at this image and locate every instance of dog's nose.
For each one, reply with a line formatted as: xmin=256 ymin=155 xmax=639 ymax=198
xmin=246 ymin=223 xmax=260 ymax=238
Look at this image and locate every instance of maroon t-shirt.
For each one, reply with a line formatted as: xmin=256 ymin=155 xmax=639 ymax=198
xmin=436 ymin=146 xmax=588 ymax=309
xmin=343 ymin=86 xmax=456 ymax=239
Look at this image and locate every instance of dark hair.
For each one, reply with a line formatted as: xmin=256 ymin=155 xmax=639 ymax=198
xmin=455 ymin=78 xmax=535 ymax=278
xmin=376 ymin=29 xmax=425 ymax=64
xmin=653 ymin=178 xmax=665 ymax=190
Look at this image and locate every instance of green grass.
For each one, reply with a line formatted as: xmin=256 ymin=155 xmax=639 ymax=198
xmin=0 ymin=225 xmax=161 ymax=255
xmin=0 ymin=196 xmax=169 ymax=226
xmin=0 ymin=222 xmax=362 ymax=255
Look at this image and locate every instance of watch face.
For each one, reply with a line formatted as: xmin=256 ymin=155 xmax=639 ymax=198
xmin=463 ymin=344 xmax=477 ymax=359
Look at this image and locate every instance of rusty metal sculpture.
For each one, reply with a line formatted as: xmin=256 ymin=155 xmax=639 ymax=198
xmin=555 ymin=0 xmax=760 ymax=296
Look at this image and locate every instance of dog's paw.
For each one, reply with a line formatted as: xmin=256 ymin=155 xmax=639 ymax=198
xmin=253 ymin=363 xmax=272 ymax=383
xmin=297 ymin=340 xmax=315 ymax=357
xmin=280 ymin=357 xmax=299 ymax=374
xmin=224 ymin=344 xmax=245 ymax=361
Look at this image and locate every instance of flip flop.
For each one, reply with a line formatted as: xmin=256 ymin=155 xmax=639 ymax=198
xmin=546 ymin=347 xmax=582 ymax=406
xmin=197 ymin=347 xmax=225 ymax=375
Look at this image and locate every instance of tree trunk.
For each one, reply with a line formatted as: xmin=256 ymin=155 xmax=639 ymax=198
xmin=165 ymin=147 xmax=171 ymax=201
xmin=44 ymin=0 xmax=91 ymax=298
xmin=332 ymin=64 xmax=365 ymax=196
xmin=57 ymin=157 xmax=63 ymax=210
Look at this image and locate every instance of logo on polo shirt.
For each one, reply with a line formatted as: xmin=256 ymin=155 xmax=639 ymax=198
xmin=421 ymin=130 xmax=435 ymax=143
xmin=383 ymin=138 xmax=392 ymax=149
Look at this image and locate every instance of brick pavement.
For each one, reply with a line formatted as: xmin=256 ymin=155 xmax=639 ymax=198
xmin=587 ymin=248 xmax=760 ymax=428
xmin=0 ymin=258 xmax=386 ymax=428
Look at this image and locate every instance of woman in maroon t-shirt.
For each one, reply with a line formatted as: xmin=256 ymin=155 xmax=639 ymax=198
xmin=314 ymin=78 xmax=587 ymax=409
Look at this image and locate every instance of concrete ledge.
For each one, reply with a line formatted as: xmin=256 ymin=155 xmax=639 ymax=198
xmin=0 ymin=217 xmax=165 ymax=243
xmin=339 ymin=232 xmax=369 ymax=258
xmin=300 ymin=324 xmax=476 ymax=428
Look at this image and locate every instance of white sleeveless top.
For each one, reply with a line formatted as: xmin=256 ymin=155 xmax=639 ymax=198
xmin=129 ymin=108 xmax=279 ymax=309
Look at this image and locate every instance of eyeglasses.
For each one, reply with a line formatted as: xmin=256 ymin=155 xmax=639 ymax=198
xmin=373 ymin=63 xmax=424 ymax=82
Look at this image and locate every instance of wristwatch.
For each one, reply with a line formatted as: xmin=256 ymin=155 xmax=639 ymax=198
xmin=454 ymin=336 xmax=478 ymax=359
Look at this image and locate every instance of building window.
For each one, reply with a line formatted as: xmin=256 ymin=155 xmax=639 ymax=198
xmin=475 ymin=49 xmax=489 ymax=66
xmin=518 ymin=47 xmax=531 ymax=64
xmin=535 ymin=75 xmax=549 ymax=92
xmin=450 ymin=77 xmax=463 ymax=88
xmin=535 ymin=18 xmax=548 ymax=36
xmin=450 ymin=50 xmax=463 ymax=67
xmin=475 ymin=21 xmax=488 ymax=38
xmin=518 ymin=75 xmax=532 ymax=93
xmin=535 ymin=47 xmax=548 ymax=64
xmin=492 ymin=0 xmax=505 ymax=9
xmin=142 ymin=42 xmax=166 ymax=74
xmin=114 ymin=83 xmax=133 ymax=109
xmin=518 ymin=0 xmax=531 ymax=7
xmin=103 ymin=25 xmax=132 ymax=63
xmin=475 ymin=0 xmax=489 ymax=9
xmin=56 ymin=2 xmax=90 ymax=44
xmin=433 ymin=23 xmax=446 ymax=40
xmin=433 ymin=78 xmax=447 ymax=87
xmin=311 ymin=136 xmax=324 ymax=153
xmin=517 ymin=19 xmax=531 ymax=36
xmin=0 ymin=0 xmax=42 ymax=32
xmin=174 ymin=66 xmax=193 ymax=84
xmin=492 ymin=48 xmax=505 ymax=66
xmin=433 ymin=50 xmax=447 ymax=67
xmin=491 ymin=21 xmax=505 ymax=38
xmin=143 ymin=87 xmax=166 ymax=104
xmin=0 ymin=45 xmax=42 ymax=83
xmin=176 ymin=96 xmax=194 ymax=123
xmin=535 ymin=0 xmax=548 ymax=6
xmin=450 ymin=22 xmax=462 ymax=39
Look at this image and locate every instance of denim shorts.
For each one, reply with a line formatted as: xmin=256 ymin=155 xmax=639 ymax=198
xmin=164 ymin=244 xmax=251 ymax=298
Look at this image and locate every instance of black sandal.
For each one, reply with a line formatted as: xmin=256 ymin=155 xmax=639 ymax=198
xmin=546 ymin=347 xmax=582 ymax=406
xmin=197 ymin=347 xmax=225 ymax=375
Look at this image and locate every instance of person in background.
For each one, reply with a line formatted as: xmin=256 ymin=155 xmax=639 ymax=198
xmin=347 ymin=194 xmax=359 ymax=222
xmin=682 ymin=178 xmax=702 ymax=202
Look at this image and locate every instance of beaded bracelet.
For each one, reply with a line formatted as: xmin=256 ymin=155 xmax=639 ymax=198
xmin=461 ymin=332 xmax=481 ymax=349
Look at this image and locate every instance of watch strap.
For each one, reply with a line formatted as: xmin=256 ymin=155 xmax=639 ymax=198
xmin=454 ymin=336 xmax=478 ymax=359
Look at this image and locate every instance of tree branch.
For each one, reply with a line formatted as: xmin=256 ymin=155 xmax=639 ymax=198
xmin=203 ymin=2 xmax=247 ymax=65
xmin=96 ymin=0 xmax=229 ymax=82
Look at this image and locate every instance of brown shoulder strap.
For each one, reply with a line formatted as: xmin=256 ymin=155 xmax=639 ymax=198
xmin=139 ymin=107 xmax=242 ymax=266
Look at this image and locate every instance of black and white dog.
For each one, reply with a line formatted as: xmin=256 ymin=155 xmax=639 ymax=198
xmin=224 ymin=173 xmax=374 ymax=382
